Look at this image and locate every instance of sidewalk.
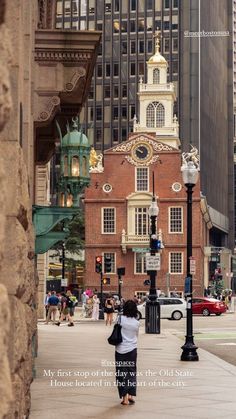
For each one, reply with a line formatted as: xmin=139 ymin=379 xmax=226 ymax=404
xmin=30 ymin=321 xmax=236 ymax=419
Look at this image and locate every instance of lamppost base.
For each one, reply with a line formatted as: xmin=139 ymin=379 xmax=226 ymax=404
xmin=145 ymin=300 xmax=160 ymax=334
xmin=181 ymin=339 xmax=199 ymax=361
xmin=99 ymin=308 xmax=104 ymax=320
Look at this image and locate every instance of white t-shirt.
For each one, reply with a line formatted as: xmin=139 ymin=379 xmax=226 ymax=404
xmin=115 ymin=315 xmax=140 ymax=354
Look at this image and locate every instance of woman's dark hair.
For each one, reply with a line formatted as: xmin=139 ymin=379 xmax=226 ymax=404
xmin=123 ymin=300 xmax=138 ymax=318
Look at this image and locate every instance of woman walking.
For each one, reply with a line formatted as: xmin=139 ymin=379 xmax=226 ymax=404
xmin=105 ymin=294 xmax=115 ymax=325
xmin=115 ymin=300 xmax=139 ymax=405
xmin=92 ymin=294 xmax=100 ymax=320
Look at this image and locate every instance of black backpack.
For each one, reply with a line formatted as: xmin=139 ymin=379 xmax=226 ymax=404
xmin=66 ymin=296 xmax=74 ymax=308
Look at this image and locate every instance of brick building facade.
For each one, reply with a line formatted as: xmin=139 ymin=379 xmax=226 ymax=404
xmin=84 ymin=133 xmax=208 ymax=299
xmin=84 ymin=39 xmax=209 ymax=300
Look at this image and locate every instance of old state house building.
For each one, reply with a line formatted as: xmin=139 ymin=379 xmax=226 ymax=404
xmin=84 ymin=40 xmax=211 ymax=300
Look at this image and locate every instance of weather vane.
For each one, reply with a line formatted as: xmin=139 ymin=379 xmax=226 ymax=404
xmin=153 ymin=28 xmax=161 ymax=53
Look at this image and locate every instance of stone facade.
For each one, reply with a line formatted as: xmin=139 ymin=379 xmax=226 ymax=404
xmin=0 ymin=0 xmax=100 ymax=415
xmin=0 ymin=1 xmax=38 ymax=418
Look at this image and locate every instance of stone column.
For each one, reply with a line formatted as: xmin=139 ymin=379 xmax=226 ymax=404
xmin=35 ymin=165 xmax=51 ymax=319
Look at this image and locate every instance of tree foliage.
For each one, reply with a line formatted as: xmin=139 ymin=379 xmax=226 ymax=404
xmin=51 ymin=211 xmax=85 ymax=256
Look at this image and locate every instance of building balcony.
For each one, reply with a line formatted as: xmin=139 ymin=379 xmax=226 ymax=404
xmin=139 ymin=82 xmax=175 ymax=94
xmin=121 ymin=229 xmax=149 ymax=254
xmin=133 ymin=122 xmax=179 ymax=138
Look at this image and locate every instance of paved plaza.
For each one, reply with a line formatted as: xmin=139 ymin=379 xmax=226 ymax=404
xmin=30 ymin=319 xmax=236 ymax=419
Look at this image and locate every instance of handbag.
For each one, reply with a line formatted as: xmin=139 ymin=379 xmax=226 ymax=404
xmin=107 ymin=315 xmax=122 ymax=346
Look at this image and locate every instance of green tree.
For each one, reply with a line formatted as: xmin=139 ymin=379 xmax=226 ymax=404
xmin=50 ymin=211 xmax=85 ymax=257
xmin=65 ymin=212 xmax=85 ymax=255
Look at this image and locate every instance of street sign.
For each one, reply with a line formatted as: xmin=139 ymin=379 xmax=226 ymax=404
xmin=146 ymin=253 xmax=161 ymax=271
xmin=189 ymin=257 xmax=196 ymax=275
xmin=61 ymin=278 xmax=68 ymax=287
xmin=133 ymin=247 xmax=150 ymax=253
xmin=132 ymin=247 xmax=150 ymax=253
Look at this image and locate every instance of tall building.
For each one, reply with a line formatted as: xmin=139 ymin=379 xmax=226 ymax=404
xmin=55 ymin=0 xmax=179 ymax=149
xmin=179 ymin=1 xmax=234 ymax=259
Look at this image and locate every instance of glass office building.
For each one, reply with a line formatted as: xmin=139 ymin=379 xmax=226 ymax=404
xmin=55 ymin=0 xmax=179 ymax=149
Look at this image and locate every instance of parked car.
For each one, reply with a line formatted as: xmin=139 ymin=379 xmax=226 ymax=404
xmin=191 ymin=297 xmax=227 ymax=316
xmin=137 ymin=298 xmax=186 ymax=321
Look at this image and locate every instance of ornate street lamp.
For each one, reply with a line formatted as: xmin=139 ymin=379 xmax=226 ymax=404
xmin=145 ymin=173 xmax=161 ymax=334
xmin=181 ymin=157 xmax=199 ymax=361
xmin=57 ymin=117 xmax=91 ymax=207
xmin=33 ymin=117 xmax=91 ymax=255
xmin=148 ymin=197 xmax=159 ymax=300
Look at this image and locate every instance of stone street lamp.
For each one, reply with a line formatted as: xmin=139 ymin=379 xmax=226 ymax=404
xmin=181 ymin=159 xmax=199 ymax=361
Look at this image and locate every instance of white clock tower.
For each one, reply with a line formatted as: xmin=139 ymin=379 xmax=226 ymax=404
xmin=133 ymin=33 xmax=180 ymax=149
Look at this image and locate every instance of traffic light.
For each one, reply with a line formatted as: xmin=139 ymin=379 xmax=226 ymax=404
xmin=95 ymin=256 xmax=102 ymax=273
xmin=102 ymin=278 xmax=110 ymax=285
xmin=104 ymin=255 xmax=112 ymax=273
xmin=150 ymin=239 xmax=162 ymax=250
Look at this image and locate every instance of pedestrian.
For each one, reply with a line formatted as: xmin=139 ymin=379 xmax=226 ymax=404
xmin=66 ymin=290 xmax=76 ymax=326
xmin=105 ymin=294 xmax=115 ymax=325
xmin=228 ymin=293 xmax=232 ymax=311
xmin=92 ymin=294 xmax=100 ymax=320
xmin=133 ymin=295 xmax=139 ymax=305
xmin=115 ymin=300 xmax=140 ymax=406
xmin=46 ymin=291 xmax=59 ymax=324
xmin=44 ymin=291 xmax=51 ymax=319
xmin=82 ymin=291 xmax=89 ymax=317
xmin=56 ymin=292 xmax=74 ymax=327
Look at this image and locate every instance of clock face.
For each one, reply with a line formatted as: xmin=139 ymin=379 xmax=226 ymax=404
xmin=132 ymin=143 xmax=152 ymax=162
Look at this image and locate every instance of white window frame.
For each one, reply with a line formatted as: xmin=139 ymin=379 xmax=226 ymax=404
xmin=103 ymin=252 xmax=116 ymax=274
xmin=135 ymin=207 xmax=149 ymax=236
xmin=102 ymin=207 xmax=116 ymax=234
xmin=135 ymin=167 xmax=149 ymax=192
xmin=169 ymin=252 xmax=183 ymax=274
xmin=168 ymin=206 xmax=183 ymax=234
xmin=146 ymin=101 xmax=165 ymax=128
xmin=153 ymin=68 xmax=160 ymax=84
xmin=134 ymin=253 xmax=146 ymax=274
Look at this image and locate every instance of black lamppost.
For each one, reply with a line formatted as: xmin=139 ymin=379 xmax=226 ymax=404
xmin=145 ymin=174 xmax=161 ymax=334
xmin=181 ymin=160 xmax=199 ymax=361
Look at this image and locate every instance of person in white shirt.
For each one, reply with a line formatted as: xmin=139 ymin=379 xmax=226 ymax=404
xmin=115 ymin=300 xmax=140 ymax=405
xmin=92 ymin=294 xmax=100 ymax=320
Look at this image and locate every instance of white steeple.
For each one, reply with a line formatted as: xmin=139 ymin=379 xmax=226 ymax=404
xmin=133 ymin=30 xmax=180 ymax=149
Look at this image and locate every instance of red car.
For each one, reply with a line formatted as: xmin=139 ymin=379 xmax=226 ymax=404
xmin=191 ymin=297 xmax=227 ymax=316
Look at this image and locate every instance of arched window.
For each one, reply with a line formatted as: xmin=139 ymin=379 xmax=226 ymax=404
xmin=146 ymin=102 xmax=165 ymax=128
xmin=153 ymin=68 xmax=160 ymax=84
xmin=146 ymin=103 xmax=155 ymax=127
xmin=156 ymin=103 xmax=165 ymax=127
